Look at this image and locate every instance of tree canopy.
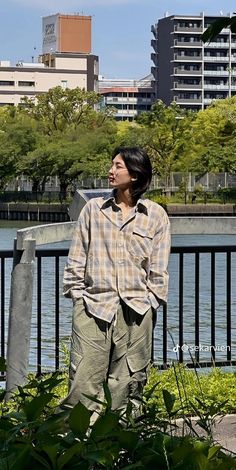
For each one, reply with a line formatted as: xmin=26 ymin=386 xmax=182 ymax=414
xmin=0 ymin=86 xmax=236 ymax=194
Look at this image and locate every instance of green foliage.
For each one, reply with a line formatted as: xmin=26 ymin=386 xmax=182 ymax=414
xmin=0 ymin=87 xmax=117 ymax=194
xmin=21 ymin=86 xmax=102 ymax=134
xmin=135 ymin=100 xmax=196 ymax=182
xmin=188 ymin=97 xmax=236 ymax=174
xmin=0 ymin=366 xmax=236 ymax=469
xmin=145 ymin=365 xmax=236 ymax=417
xmin=1 ymin=89 xmax=236 ymax=195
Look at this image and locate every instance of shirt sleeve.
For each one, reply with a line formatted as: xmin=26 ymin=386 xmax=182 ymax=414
xmin=147 ymin=212 xmax=171 ymax=309
xmin=63 ymin=203 xmax=90 ymax=300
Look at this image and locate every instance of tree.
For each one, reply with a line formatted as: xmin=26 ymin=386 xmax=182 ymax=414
xmin=202 ymin=15 xmax=236 ymax=43
xmin=188 ymin=97 xmax=236 ymax=174
xmin=21 ymin=86 xmax=103 ymax=134
xmin=0 ymin=111 xmax=40 ymax=190
xmin=135 ymin=101 xmax=195 ymax=184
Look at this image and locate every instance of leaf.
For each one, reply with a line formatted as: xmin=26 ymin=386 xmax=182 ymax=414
xmin=0 ymin=357 xmax=6 ymax=372
xmin=117 ymin=429 xmax=139 ymax=451
xmin=162 ymin=389 xmax=176 ymax=414
xmin=37 ymin=410 xmax=70 ymax=435
xmin=38 ymin=444 xmax=58 ymax=467
xmin=144 ymin=381 xmax=160 ymax=401
xmin=57 ymin=442 xmax=83 ymax=469
xmin=68 ymin=402 xmax=91 ymax=437
xmin=91 ymin=411 xmax=119 ymax=438
xmin=82 ymin=392 xmax=106 ymax=406
xmin=208 ymin=445 xmax=221 ymax=460
xmin=23 ymin=393 xmax=54 ymax=421
xmin=202 ymin=18 xmax=232 ymax=43
xmin=9 ymin=444 xmax=32 ymax=470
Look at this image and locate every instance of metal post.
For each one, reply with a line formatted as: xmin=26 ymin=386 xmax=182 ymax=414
xmin=5 ymin=238 xmax=36 ymax=400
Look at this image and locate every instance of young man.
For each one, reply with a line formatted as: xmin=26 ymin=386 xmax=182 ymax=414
xmin=63 ymin=147 xmax=170 ymax=416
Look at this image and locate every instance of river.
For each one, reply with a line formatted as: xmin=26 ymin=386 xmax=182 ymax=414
xmin=0 ymin=220 xmax=236 ymax=370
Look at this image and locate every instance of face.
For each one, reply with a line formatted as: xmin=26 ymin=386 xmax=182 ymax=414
xmin=108 ymin=154 xmax=134 ymax=190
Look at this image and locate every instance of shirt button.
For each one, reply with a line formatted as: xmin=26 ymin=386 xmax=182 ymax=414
xmin=118 ymin=242 xmax=123 ymax=247
xmin=118 ymin=260 xmax=123 ymax=264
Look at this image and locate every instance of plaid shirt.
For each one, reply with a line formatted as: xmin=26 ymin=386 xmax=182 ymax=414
xmin=63 ymin=191 xmax=171 ymax=322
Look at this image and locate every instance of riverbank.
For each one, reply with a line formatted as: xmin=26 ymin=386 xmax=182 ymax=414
xmin=168 ymin=203 xmax=236 ymax=216
xmin=0 ymin=202 xmax=70 ymax=222
xmin=0 ymin=202 xmax=235 ymax=222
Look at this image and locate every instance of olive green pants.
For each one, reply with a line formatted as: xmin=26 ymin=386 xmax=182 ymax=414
xmin=62 ymin=298 xmax=154 ymax=415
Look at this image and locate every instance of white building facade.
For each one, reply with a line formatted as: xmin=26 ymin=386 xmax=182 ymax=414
xmin=151 ymin=12 xmax=236 ymax=110
xmin=99 ymin=75 xmax=154 ymax=120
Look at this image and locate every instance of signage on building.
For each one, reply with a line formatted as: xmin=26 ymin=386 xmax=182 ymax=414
xmin=42 ymin=15 xmax=58 ymax=54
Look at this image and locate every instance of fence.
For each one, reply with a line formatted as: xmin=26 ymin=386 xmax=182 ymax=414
xmin=0 ymin=244 xmax=235 ymax=381
xmin=5 ymin=172 xmax=236 ymax=194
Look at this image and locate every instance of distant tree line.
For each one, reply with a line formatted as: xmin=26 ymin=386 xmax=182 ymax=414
xmin=0 ymin=86 xmax=236 ymax=197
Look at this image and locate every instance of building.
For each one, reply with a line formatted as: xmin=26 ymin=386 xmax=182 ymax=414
xmin=99 ymin=75 xmax=154 ymax=120
xmin=151 ymin=13 xmax=236 ymax=110
xmin=0 ymin=14 xmax=98 ymax=107
xmin=42 ymin=14 xmax=92 ymax=55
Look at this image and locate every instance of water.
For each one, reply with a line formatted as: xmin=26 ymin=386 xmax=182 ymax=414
xmin=0 ymin=220 xmax=236 ymax=371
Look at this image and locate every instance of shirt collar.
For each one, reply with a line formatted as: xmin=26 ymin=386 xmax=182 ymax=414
xmin=99 ymin=189 xmax=148 ymax=215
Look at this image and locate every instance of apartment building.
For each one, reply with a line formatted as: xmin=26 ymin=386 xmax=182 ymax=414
xmin=0 ymin=14 xmax=98 ymax=106
xmin=99 ymin=75 xmax=154 ymax=120
xmin=151 ymin=13 xmax=236 ymax=110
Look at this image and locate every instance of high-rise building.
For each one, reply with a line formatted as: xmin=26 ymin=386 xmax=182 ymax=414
xmin=151 ymin=13 xmax=236 ymax=110
xmin=99 ymin=75 xmax=154 ymax=120
xmin=0 ymin=14 xmax=98 ymax=107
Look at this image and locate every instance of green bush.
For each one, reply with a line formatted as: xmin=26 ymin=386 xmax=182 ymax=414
xmin=145 ymin=364 xmax=236 ymax=417
xmin=217 ymin=188 xmax=236 ymax=203
xmin=1 ymin=358 xmax=236 ymax=469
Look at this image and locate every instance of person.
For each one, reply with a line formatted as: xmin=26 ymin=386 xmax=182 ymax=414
xmin=62 ymin=146 xmax=170 ymax=418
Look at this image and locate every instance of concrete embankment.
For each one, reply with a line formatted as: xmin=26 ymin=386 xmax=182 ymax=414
xmin=0 ymin=202 xmax=70 ymax=222
xmin=167 ymin=204 xmax=236 ymax=217
xmin=0 ymin=202 xmax=236 ymax=224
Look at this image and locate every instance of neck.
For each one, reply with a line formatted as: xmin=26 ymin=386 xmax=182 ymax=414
xmin=115 ymin=188 xmax=135 ymax=207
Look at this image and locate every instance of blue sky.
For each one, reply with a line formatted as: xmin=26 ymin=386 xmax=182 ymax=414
xmin=1 ymin=0 xmax=236 ymax=79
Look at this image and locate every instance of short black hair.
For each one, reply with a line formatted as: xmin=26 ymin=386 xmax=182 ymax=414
xmin=112 ymin=146 xmax=152 ymax=202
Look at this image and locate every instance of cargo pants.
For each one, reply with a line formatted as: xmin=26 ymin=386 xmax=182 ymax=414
xmin=62 ymin=297 xmax=154 ymax=416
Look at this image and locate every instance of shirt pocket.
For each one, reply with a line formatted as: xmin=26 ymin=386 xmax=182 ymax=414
xmin=129 ymin=227 xmax=155 ymax=260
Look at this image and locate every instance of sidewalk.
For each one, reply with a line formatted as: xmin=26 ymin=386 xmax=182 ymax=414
xmin=173 ymin=414 xmax=236 ymax=455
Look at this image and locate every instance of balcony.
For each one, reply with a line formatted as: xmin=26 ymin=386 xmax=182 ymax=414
xmin=204 ymin=56 xmax=229 ymax=62
xmin=151 ymin=39 xmax=158 ymax=51
xmin=174 ymin=54 xmax=202 ymax=61
xmin=151 ymin=24 xmax=157 ymax=36
xmin=151 ymin=53 xmax=158 ymax=66
xmin=174 ymin=40 xmax=202 ymax=47
xmin=174 ymin=97 xmax=202 ymax=103
xmin=204 ymin=84 xmax=228 ymax=90
xmin=174 ymin=25 xmax=202 ymax=33
xmin=205 ymin=42 xmax=229 ymax=48
xmin=204 ymin=70 xmax=229 ymax=76
xmin=174 ymin=83 xmax=202 ymax=89
xmin=174 ymin=68 xmax=202 ymax=75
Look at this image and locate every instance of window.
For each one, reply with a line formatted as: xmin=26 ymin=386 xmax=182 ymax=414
xmin=61 ymin=80 xmax=68 ymax=89
xmin=0 ymin=81 xmax=14 ymax=86
xmin=18 ymin=81 xmax=35 ymax=87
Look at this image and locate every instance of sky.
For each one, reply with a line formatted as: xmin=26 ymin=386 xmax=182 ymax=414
xmin=1 ymin=0 xmax=236 ymax=79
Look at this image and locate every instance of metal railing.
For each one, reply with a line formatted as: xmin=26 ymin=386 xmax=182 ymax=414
xmin=0 ymin=244 xmax=235 ymax=380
